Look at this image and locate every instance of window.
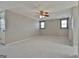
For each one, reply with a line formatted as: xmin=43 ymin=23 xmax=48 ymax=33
xmin=40 ymin=21 xmax=45 ymax=29
xmin=0 ymin=16 xmax=5 ymax=32
xmin=60 ymin=18 xmax=68 ymax=29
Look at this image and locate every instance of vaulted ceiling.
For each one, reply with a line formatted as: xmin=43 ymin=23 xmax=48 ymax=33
xmin=0 ymin=1 xmax=78 ymax=19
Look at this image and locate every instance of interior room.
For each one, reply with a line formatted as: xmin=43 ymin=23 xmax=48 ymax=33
xmin=0 ymin=1 xmax=79 ymax=58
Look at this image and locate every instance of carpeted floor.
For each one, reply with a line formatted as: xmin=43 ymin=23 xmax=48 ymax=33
xmin=0 ymin=36 xmax=75 ymax=58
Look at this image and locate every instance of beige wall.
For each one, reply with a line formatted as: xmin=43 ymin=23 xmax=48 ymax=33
xmin=39 ymin=19 xmax=68 ymax=37
xmin=72 ymin=6 xmax=78 ymax=55
xmin=5 ymin=10 xmax=39 ymax=43
xmin=78 ymin=2 xmax=79 ymax=56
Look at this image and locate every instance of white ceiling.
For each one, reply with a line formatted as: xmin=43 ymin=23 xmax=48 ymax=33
xmin=0 ymin=1 xmax=78 ymax=19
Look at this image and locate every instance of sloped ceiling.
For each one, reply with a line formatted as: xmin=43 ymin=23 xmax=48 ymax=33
xmin=0 ymin=1 xmax=78 ymax=19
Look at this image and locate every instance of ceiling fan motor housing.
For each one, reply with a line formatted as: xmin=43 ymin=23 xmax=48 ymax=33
xmin=40 ymin=11 xmax=49 ymax=17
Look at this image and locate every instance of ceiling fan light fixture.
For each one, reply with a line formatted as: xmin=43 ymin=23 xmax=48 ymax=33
xmin=40 ymin=15 xmax=45 ymax=19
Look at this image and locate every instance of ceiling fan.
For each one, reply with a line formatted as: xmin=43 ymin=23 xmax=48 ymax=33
xmin=39 ymin=10 xmax=49 ymax=17
xmin=36 ymin=10 xmax=49 ymax=18
xmin=33 ymin=2 xmax=50 ymax=18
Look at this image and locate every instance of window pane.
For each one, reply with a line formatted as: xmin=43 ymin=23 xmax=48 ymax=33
xmin=60 ymin=18 xmax=68 ymax=29
xmin=61 ymin=20 xmax=67 ymax=28
xmin=1 ymin=18 xmax=5 ymax=25
xmin=40 ymin=21 xmax=45 ymax=29
xmin=0 ymin=17 xmax=5 ymax=31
